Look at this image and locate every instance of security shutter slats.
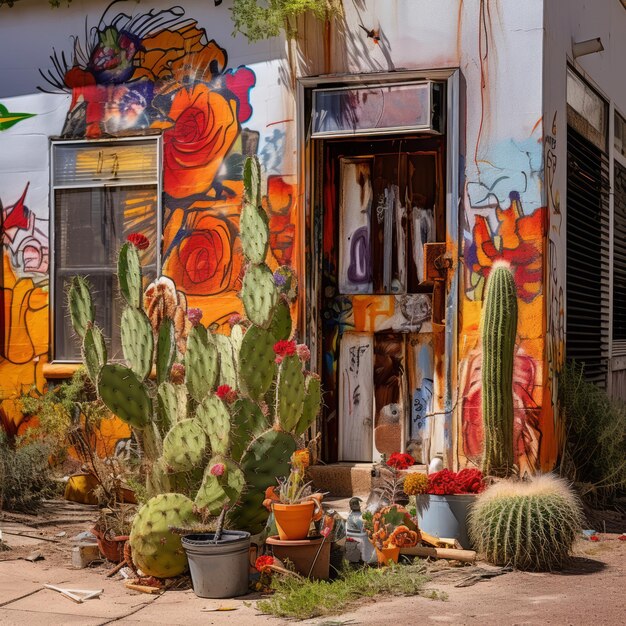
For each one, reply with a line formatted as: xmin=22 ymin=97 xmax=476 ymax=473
xmin=566 ymin=125 xmax=610 ymax=386
xmin=613 ymin=161 xmax=626 ymax=344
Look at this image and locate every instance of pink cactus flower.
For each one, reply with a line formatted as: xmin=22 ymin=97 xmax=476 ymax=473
xmin=187 ymin=307 xmax=203 ymax=327
xmin=210 ymin=463 xmax=226 ymax=477
xmin=296 ymin=344 xmax=311 ymax=363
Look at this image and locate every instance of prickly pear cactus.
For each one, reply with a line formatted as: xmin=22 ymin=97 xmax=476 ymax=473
xmin=162 ymin=419 xmax=207 ymax=472
xmin=98 ymin=364 xmax=151 ymax=429
xmin=121 ymin=307 xmax=154 ymax=380
xmin=82 ymin=326 xmax=106 ymax=385
xmin=68 ymin=276 xmax=94 ymax=338
xmin=129 ymin=493 xmax=198 ymax=578
xmin=238 ymin=326 xmax=277 ymax=400
xmin=481 ymin=261 xmax=517 ymax=477
xmin=185 ymin=325 xmax=219 ymax=402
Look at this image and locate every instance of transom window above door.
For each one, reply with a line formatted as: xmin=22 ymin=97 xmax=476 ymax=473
xmin=51 ymin=137 xmax=161 ymax=362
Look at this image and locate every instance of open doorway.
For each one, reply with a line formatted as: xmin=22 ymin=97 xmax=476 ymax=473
xmin=316 ymin=135 xmax=448 ymax=463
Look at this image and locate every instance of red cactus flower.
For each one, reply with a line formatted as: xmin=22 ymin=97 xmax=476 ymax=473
xmin=255 ymin=555 xmax=274 ymax=573
xmin=386 ymin=452 xmax=415 ymax=471
xmin=126 ymin=232 xmax=150 ymax=250
xmin=273 ymin=340 xmax=297 ymax=358
xmin=456 ymin=468 xmax=485 ymax=494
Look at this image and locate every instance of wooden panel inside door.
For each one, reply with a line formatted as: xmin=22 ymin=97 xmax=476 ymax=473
xmin=321 ymin=137 xmax=446 ymax=464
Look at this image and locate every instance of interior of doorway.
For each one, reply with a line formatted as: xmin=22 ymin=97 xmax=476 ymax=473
xmin=313 ymin=134 xmax=447 ymax=464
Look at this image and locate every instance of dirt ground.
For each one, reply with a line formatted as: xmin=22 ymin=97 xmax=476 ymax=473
xmin=0 ymin=500 xmax=624 ymax=625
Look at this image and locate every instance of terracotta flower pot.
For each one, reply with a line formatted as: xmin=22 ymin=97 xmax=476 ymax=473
xmin=92 ymin=527 xmax=129 ymax=563
xmin=272 ymin=501 xmax=315 ymax=540
xmin=375 ymin=545 xmax=400 ymax=565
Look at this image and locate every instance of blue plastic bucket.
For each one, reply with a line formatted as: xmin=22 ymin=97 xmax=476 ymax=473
xmin=414 ymin=494 xmax=476 ymax=549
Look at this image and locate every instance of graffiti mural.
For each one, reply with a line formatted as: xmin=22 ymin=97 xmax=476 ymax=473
xmin=0 ymin=1 xmax=297 ymax=446
xmin=41 ymin=1 xmax=296 ymax=325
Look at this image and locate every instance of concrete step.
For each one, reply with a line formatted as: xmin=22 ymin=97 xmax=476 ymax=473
xmin=307 ymin=462 xmax=427 ymax=498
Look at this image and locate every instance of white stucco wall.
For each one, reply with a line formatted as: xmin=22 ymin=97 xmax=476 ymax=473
xmin=543 ymin=0 xmax=626 ymax=406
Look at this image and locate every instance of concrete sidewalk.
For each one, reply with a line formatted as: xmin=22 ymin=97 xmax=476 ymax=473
xmin=0 ymin=559 xmax=276 ymax=625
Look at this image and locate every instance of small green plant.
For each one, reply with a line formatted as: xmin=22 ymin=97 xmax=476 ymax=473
xmin=558 ymin=361 xmax=626 ymax=503
xmin=468 ymin=474 xmax=583 ymax=571
xmin=276 ymin=466 xmax=314 ymax=504
xmin=0 ymin=432 xmax=57 ymax=512
xmin=481 ymin=261 xmax=517 ymax=477
xmin=257 ymin=561 xmax=440 ymax=619
xmin=231 ymin=0 xmax=343 ymax=42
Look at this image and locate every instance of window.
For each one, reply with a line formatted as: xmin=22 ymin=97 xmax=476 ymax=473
xmin=51 ymin=137 xmax=160 ymax=361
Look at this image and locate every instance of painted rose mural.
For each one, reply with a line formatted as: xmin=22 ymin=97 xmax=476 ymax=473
xmin=42 ymin=1 xmax=295 ymax=326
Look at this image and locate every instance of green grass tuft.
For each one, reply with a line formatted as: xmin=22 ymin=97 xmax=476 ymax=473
xmin=257 ymin=561 xmax=443 ymax=620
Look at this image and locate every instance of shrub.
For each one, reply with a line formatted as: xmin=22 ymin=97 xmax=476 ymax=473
xmin=468 ymin=474 xmax=583 ymax=571
xmin=0 ymin=432 xmax=57 ymax=512
xmin=558 ymin=361 xmax=626 ymax=503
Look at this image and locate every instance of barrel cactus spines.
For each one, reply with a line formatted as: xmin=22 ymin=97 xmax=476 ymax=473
xmin=185 ymin=324 xmax=219 ymax=402
xmin=68 ymin=275 xmax=95 ymax=338
xmin=195 ymin=458 xmax=245 ymax=514
xmin=295 ymin=374 xmax=322 ymax=437
xmin=162 ymin=419 xmax=207 ymax=473
xmin=238 ymin=325 xmax=277 ymax=400
xmin=82 ymin=325 xmax=106 ymax=385
xmin=118 ymin=242 xmax=143 ymax=308
xmin=195 ymin=395 xmax=231 ymax=455
xmin=481 ymin=261 xmax=518 ymax=478
xmin=129 ymin=493 xmax=199 ymax=578
xmin=469 ymin=474 xmax=583 ymax=570
xmin=121 ymin=307 xmax=154 ymax=380
xmin=276 ymin=354 xmax=305 ymax=432
xmin=97 ymin=363 xmax=152 ymax=429
xmin=241 ymin=264 xmax=279 ymax=328
xmin=156 ymin=318 xmax=176 ymax=385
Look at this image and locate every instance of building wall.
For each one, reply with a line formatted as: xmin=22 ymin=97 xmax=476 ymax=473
xmin=0 ymin=0 xmax=557 ymax=471
xmin=543 ymin=0 xmax=626 ymax=411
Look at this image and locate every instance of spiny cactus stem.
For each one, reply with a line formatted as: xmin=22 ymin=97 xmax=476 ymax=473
xmin=213 ymin=507 xmax=227 ymax=543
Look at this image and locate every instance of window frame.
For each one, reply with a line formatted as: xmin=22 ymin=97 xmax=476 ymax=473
xmin=49 ymin=135 xmax=163 ymax=364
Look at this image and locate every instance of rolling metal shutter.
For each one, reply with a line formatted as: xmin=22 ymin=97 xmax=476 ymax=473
xmin=566 ymin=125 xmax=610 ymax=386
xmin=613 ymin=161 xmax=626 ymax=346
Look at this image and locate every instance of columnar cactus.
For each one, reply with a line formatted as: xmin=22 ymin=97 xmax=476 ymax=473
xmin=480 ymin=261 xmax=517 ymax=477
xmin=68 ymin=156 xmax=323 ymax=576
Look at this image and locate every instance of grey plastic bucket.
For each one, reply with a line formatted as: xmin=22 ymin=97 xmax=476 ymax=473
xmin=182 ymin=531 xmax=251 ymax=598
xmin=415 ymin=494 xmax=476 ymax=549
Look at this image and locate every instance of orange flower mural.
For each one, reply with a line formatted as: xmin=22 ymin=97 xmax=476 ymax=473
xmin=465 ymin=191 xmax=545 ymax=303
xmin=156 ymin=85 xmax=239 ymax=198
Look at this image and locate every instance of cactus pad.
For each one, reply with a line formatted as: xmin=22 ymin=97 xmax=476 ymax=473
xmin=195 ymin=395 xmax=231 ymax=455
xmin=68 ymin=276 xmax=94 ymax=338
xmin=194 ymin=458 xmax=245 ymax=514
xmin=230 ymin=397 xmax=270 ymax=461
xmin=241 ymin=264 xmax=278 ymax=328
xmin=243 ymin=154 xmax=261 ymax=207
xmin=295 ymin=375 xmax=322 ymax=436
xmin=121 ymin=307 xmax=154 ymax=380
xmin=213 ymin=333 xmax=237 ymax=388
xmin=185 ymin=324 xmax=219 ymax=402
xmin=238 ymin=325 xmax=276 ymax=400
xmin=129 ymin=493 xmax=198 ymax=578
xmin=157 ymin=382 xmax=181 ymax=435
xmin=269 ymin=298 xmax=292 ymax=341
xmin=97 ymin=364 xmax=151 ymax=429
xmin=118 ymin=242 xmax=142 ymax=308
xmin=162 ymin=419 xmax=207 ymax=472
xmin=82 ymin=325 xmax=106 ymax=385
xmin=240 ymin=201 xmax=269 ymax=264
xmin=276 ymin=355 xmax=305 ymax=432
xmin=156 ymin=318 xmax=176 ymax=385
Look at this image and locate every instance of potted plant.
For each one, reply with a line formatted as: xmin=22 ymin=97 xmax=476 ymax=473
xmin=404 ymin=468 xmax=484 ymax=549
xmin=264 ymin=456 xmax=324 ymax=541
xmin=363 ymin=453 xmax=420 ymax=565
xmin=363 ymin=504 xmax=420 ymax=565
xmin=93 ymin=504 xmax=135 ymax=563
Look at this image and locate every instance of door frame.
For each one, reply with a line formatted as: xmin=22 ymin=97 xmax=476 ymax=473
xmin=297 ymin=69 xmax=461 ymax=467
